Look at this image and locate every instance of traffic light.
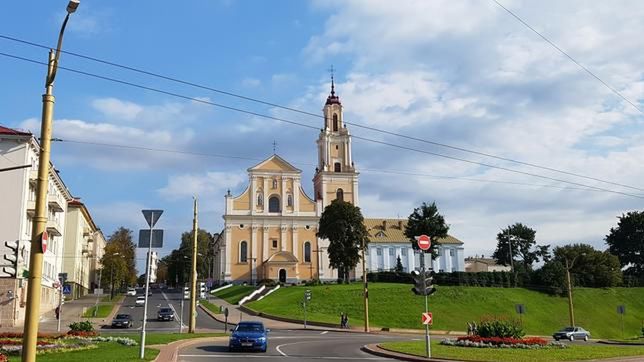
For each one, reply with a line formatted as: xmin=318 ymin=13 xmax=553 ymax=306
xmin=2 ymin=240 xmax=19 ymax=278
xmin=411 ymin=269 xmax=437 ymax=296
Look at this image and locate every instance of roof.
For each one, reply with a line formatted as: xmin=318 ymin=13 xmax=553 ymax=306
xmin=247 ymin=154 xmax=301 ymax=173
xmin=0 ymin=125 xmax=31 ymax=136
xmin=364 ymin=218 xmax=464 ymax=245
xmin=464 ymin=257 xmax=502 ymax=266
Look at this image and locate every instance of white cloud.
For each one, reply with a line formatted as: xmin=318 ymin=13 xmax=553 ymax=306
xmin=92 ymin=98 xmax=143 ymax=121
xmin=158 ymin=171 xmax=246 ymax=202
xmin=241 ymin=78 xmax=262 ymax=88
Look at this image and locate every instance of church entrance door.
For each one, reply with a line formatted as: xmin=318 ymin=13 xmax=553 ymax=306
xmin=279 ymin=269 xmax=287 ymax=283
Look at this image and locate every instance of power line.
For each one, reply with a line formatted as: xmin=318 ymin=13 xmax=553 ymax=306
xmin=491 ymin=0 xmax=644 ymax=115
xmin=1 ymin=34 xmax=642 ymax=193
xmin=1 ymin=51 xmax=642 ymax=199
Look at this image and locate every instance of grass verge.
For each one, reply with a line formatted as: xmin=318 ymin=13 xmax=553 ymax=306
xmin=201 ymin=300 xmax=222 ymax=314
xmin=246 ymin=283 xmax=644 ymax=339
xmin=82 ymin=295 xmax=124 ymax=318
xmin=380 ymin=340 xmax=644 ymax=362
xmin=212 ymin=285 xmax=255 ymax=304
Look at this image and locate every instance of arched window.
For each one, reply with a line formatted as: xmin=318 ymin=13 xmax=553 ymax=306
xmin=304 ymin=242 xmax=311 ymax=263
xmin=287 ymin=193 xmax=293 ymax=207
xmin=334 ymin=162 xmax=341 ymax=172
xmin=268 ymin=196 xmax=281 ymax=212
xmin=336 ymin=188 xmax=344 ymax=201
xmin=333 ymin=114 xmax=339 ymax=131
xmin=240 ymin=241 xmax=248 ymax=263
xmin=272 ymin=178 xmax=278 ymax=189
xmin=257 ymin=193 xmax=263 ymax=207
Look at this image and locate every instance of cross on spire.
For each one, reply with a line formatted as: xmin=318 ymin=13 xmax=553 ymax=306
xmin=272 ymin=140 xmax=277 ymax=154
xmin=328 ymin=65 xmax=335 ymax=96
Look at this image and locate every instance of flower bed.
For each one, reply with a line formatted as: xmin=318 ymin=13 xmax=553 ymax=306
xmin=441 ymin=336 xmax=567 ymax=349
xmin=0 ymin=352 xmax=7 ymax=362
xmin=67 ymin=330 xmax=99 ymax=337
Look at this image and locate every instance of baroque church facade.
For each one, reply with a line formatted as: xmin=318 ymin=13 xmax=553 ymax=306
xmin=216 ymin=82 xmax=464 ymax=285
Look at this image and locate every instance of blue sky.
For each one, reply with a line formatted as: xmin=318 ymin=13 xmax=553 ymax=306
xmin=2 ymin=0 xmax=643 ymax=273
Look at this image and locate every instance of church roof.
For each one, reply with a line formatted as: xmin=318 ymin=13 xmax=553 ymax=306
xmin=364 ymin=218 xmax=464 ymax=245
xmin=247 ymin=154 xmax=301 ymax=173
xmin=0 ymin=125 xmax=31 ymax=136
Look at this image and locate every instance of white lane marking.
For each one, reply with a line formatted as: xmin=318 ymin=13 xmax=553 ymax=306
xmin=320 ymin=331 xmax=329 ymax=335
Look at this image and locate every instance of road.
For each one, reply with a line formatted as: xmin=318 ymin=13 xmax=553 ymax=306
xmin=103 ymin=287 xmax=226 ymax=333
xmin=178 ymin=329 xmax=410 ymax=361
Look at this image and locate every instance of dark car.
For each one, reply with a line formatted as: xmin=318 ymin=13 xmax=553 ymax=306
xmin=553 ymin=326 xmax=591 ymax=341
xmin=228 ymin=321 xmax=269 ymax=352
xmin=111 ymin=314 xmax=133 ymax=328
xmin=157 ymin=307 xmax=175 ymax=321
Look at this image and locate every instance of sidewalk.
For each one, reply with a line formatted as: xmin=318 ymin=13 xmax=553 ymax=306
xmin=40 ymin=294 xmax=123 ymax=332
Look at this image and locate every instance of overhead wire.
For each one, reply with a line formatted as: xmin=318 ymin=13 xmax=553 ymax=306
xmin=1 ymin=34 xmax=642 ymax=192
xmin=0 ymin=51 xmax=642 ymax=199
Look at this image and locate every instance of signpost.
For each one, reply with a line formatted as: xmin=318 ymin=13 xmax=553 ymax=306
xmin=139 ymin=209 xmax=163 ymax=360
xmin=515 ymin=304 xmax=526 ymax=325
xmin=224 ymin=307 xmax=229 ymax=333
xmin=57 ymin=272 xmax=67 ymax=332
xmin=303 ymin=290 xmax=312 ymax=329
xmin=422 ymin=312 xmax=433 ymax=325
xmin=617 ymin=305 xmax=626 ymax=338
xmin=415 ymin=235 xmax=433 ymax=358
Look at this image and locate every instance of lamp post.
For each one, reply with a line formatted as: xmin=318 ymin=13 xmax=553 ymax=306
xmin=22 ymin=3 xmax=80 ymax=360
xmin=564 ymin=253 xmax=585 ymax=327
xmin=109 ymin=252 xmax=121 ymax=300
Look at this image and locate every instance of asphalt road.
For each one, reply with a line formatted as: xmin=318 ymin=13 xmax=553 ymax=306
xmin=178 ymin=329 xmax=410 ymax=361
xmin=103 ymin=287 xmax=226 ymax=333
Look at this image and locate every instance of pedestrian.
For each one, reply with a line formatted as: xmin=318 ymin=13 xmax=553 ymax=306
xmin=466 ymin=321 xmax=472 ymax=336
xmin=340 ymin=313 xmax=345 ymax=328
xmin=344 ymin=314 xmax=350 ymax=329
xmin=472 ymin=321 xmax=478 ymax=336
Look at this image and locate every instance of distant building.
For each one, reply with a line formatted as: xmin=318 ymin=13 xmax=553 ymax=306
xmin=464 ymin=255 xmax=511 ymax=272
xmin=365 ymin=218 xmax=465 ymax=273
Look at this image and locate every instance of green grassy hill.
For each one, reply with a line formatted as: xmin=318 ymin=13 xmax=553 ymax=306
xmin=246 ymin=283 xmax=644 ymax=339
xmin=212 ymin=285 xmax=255 ymax=304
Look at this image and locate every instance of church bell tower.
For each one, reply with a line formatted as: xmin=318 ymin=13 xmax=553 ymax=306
xmin=313 ymin=75 xmax=359 ymax=207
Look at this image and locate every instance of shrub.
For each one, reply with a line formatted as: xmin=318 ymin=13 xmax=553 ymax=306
xmin=68 ymin=320 xmax=94 ymax=333
xmin=476 ymin=316 xmax=525 ymax=339
xmin=257 ymin=279 xmax=277 ymax=287
xmin=442 ymin=337 xmax=564 ymax=349
xmin=66 ymin=330 xmax=98 ymax=337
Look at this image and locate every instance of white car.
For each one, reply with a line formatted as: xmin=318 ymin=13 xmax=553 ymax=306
xmin=135 ymin=296 xmax=145 ymax=306
xmin=126 ymin=288 xmax=136 ymax=296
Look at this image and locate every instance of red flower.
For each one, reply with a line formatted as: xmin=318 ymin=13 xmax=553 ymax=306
xmin=456 ymin=336 xmax=547 ymax=346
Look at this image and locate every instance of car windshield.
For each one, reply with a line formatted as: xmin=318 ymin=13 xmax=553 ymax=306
xmin=116 ymin=314 xmax=129 ymax=319
xmin=560 ymin=327 xmax=575 ymax=332
xmin=236 ymin=324 xmax=264 ymax=332
xmin=159 ymin=308 xmax=172 ymax=313
xmin=137 ymin=296 xmax=145 ymax=300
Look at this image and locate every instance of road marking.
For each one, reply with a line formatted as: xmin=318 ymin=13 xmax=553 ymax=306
xmin=320 ymin=331 xmax=329 ymax=335
xmin=178 ymin=354 xmax=388 ymax=360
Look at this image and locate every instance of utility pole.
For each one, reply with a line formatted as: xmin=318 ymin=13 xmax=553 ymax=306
xmin=361 ymin=237 xmax=369 ymax=332
xmin=139 ymin=212 xmax=157 ymax=359
xmin=189 ymin=197 xmax=198 ymax=333
xmin=565 ymin=258 xmax=575 ymax=327
xmin=22 ymin=3 xmax=79 ymax=361
xmin=506 ymin=228 xmax=515 ymax=287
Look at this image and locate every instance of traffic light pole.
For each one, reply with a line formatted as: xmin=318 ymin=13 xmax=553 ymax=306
xmin=420 ymin=255 xmax=431 ymax=358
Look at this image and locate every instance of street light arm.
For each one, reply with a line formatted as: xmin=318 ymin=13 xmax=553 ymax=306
xmin=47 ymin=13 xmax=70 ymax=86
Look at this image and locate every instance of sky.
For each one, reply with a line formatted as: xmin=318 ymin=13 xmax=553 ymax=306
xmin=1 ymin=0 xmax=643 ymax=273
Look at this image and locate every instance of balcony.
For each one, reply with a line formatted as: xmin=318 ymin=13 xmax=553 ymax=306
xmin=47 ymin=193 xmax=65 ymax=212
xmin=46 ymin=219 xmax=63 ymax=237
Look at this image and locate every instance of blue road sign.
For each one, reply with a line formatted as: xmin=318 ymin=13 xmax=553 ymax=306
xmin=63 ymin=284 xmax=72 ymax=295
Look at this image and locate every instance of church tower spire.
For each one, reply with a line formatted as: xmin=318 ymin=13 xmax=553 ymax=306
xmin=313 ymin=75 xmax=359 ymax=207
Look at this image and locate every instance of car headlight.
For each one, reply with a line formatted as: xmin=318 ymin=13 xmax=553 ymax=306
xmin=230 ymin=336 xmax=238 ymax=341
xmin=258 ymin=337 xmax=266 ymax=341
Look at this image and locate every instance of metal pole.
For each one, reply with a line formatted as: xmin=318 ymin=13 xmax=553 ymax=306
xmin=303 ymin=299 xmax=307 ymax=329
xmin=506 ymin=228 xmax=515 ymax=287
xmin=361 ymin=238 xmax=369 ymax=332
xmin=189 ymin=198 xmax=198 ymax=333
xmin=56 ymin=283 xmax=62 ymax=332
xmin=139 ymin=213 xmax=154 ymax=359
xmin=565 ymin=258 xmax=575 ymax=327
xmin=421 ymin=255 xmax=431 ymax=358
xmin=180 ymin=296 xmax=184 ymax=334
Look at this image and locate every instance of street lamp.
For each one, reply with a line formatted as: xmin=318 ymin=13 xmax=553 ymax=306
xmin=564 ymin=253 xmax=586 ymax=327
xmin=109 ymin=252 xmax=121 ymax=300
xmin=22 ymin=2 xmax=80 ymax=361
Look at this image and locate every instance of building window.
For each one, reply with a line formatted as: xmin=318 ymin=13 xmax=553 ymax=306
xmin=287 ymin=194 xmax=293 ymax=207
xmin=376 ymin=248 xmax=382 ymax=256
xmin=333 ymin=114 xmax=339 ymax=131
xmin=336 ymin=188 xmax=344 ymax=201
xmin=304 ymin=242 xmax=311 ymax=263
xmin=389 ymin=249 xmax=395 ymax=256
xmin=268 ymin=196 xmax=280 ymax=212
xmin=272 ymin=178 xmax=278 ymax=189
xmin=450 ymin=249 xmax=454 ymax=257
xmin=272 ymin=240 xmax=278 ymax=248
xmin=240 ymin=241 xmax=248 ymax=263
xmin=334 ymin=162 xmax=341 ymax=172
xmin=335 ymin=145 xmax=339 ymax=150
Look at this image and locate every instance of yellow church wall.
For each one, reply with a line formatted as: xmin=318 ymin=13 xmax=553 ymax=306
xmin=232 ymin=187 xmax=250 ymax=210
xmin=299 ymin=188 xmax=316 ymax=212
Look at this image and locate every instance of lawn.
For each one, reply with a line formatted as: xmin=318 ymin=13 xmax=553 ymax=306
xmin=212 ymin=285 xmax=255 ymax=304
xmin=82 ymin=295 xmax=124 ymax=318
xmin=380 ymin=340 xmax=644 ymax=362
xmin=118 ymin=332 xmax=226 ymax=345
xmin=246 ymin=283 xmax=644 ymax=339
xmin=201 ymin=300 xmax=222 ymax=314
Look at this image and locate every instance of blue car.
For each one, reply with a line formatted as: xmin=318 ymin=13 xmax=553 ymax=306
xmin=228 ymin=321 xmax=269 ymax=352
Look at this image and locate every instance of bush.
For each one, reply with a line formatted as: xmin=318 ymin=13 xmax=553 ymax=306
xmin=0 ymin=353 xmax=7 ymax=362
xmin=257 ymin=279 xmax=277 ymax=287
xmin=476 ymin=316 xmax=525 ymax=339
xmin=68 ymin=320 xmax=94 ymax=333
xmin=457 ymin=336 xmax=547 ymax=346
xmin=66 ymin=330 xmax=98 ymax=337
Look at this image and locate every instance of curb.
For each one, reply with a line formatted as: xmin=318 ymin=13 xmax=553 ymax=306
xmin=151 ymin=336 xmax=227 ymax=362
xmin=198 ymin=303 xmax=236 ymax=329
xmin=362 ymin=343 xmax=460 ymax=362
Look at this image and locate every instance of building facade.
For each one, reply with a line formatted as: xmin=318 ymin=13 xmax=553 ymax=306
xmin=365 ymin=218 xmax=465 ymax=273
xmin=464 ymin=256 xmax=511 ymax=273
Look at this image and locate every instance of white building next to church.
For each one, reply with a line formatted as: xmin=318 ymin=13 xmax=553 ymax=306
xmin=365 ymin=219 xmax=465 ymax=273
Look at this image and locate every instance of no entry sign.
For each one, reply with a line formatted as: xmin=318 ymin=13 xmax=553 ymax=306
xmin=41 ymin=230 xmax=49 ymax=253
xmin=417 ymin=235 xmax=431 ymax=251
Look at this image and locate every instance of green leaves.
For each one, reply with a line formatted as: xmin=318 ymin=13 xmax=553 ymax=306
xmin=404 ymin=201 xmax=449 ymax=258
xmin=606 ymin=211 xmax=644 ymax=276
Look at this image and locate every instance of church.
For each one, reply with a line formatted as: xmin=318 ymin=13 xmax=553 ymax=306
xmin=215 ymin=81 xmax=464 ymax=284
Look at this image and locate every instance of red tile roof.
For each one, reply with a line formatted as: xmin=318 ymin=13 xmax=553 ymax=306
xmin=0 ymin=125 xmax=31 ymax=136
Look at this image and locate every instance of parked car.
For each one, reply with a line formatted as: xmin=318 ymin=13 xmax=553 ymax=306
xmin=111 ymin=314 xmax=133 ymax=328
xmin=126 ymin=288 xmax=136 ymax=296
xmin=157 ymin=307 xmax=175 ymax=321
xmin=553 ymin=326 xmax=591 ymax=341
xmin=135 ymin=296 xmax=145 ymax=306
xmin=228 ymin=321 xmax=269 ymax=352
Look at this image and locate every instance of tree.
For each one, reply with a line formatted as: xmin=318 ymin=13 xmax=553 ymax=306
xmin=99 ymin=227 xmax=137 ymax=294
xmin=493 ymin=223 xmax=549 ymax=272
xmin=605 ymin=211 xmax=644 ymax=276
xmin=395 ymin=255 xmax=404 ymax=273
xmin=404 ymin=202 xmax=449 ymax=259
xmin=317 ymin=199 xmax=369 ymax=283
xmin=163 ymin=228 xmax=214 ymax=287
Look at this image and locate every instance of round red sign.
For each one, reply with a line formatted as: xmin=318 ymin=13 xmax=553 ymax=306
xmin=42 ymin=230 xmax=49 ymax=253
xmin=417 ymin=234 xmax=431 ymax=251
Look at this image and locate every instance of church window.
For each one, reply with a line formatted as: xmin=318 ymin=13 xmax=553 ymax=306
xmin=336 ymin=188 xmax=344 ymax=201
xmin=287 ymin=193 xmax=293 ymax=207
xmin=334 ymin=163 xmax=341 ymax=172
xmin=268 ymin=196 xmax=281 ymax=212
xmin=375 ymin=231 xmax=386 ymax=238
xmin=333 ymin=114 xmax=338 ymax=131
xmin=239 ymin=241 xmax=248 ymax=263
xmin=304 ymin=242 xmax=311 ymax=263
xmin=272 ymin=239 xmax=278 ymax=248
xmin=272 ymin=178 xmax=278 ymax=189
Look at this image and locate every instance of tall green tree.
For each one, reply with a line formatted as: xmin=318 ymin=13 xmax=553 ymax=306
xmin=99 ymin=227 xmax=137 ymax=292
xmin=404 ymin=202 xmax=449 ymax=258
xmin=605 ymin=211 xmax=644 ymax=276
xmin=317 ymin=199 xmax=369 ymax=283
xmin=493 ymin=223 xmax=549 ymax=272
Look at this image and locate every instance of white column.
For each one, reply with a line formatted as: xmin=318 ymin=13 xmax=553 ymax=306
xmin=407 ymin=248 xmax=415 ymax=271
xmin=347 ymin=136 xmax=353 ymax=166
xmin=250 ymin=176 xmax=257 ymax=214
xmin=293 ymin=178 xmax=300 ymax=213
xmin=292 ymin=226 xmax=298 ymax=259
xmin=280 ymin=225 xmax=287 ymax=251
xmin=281 ymin=177 xmax=287 ymax=214
xmin=262 ymin=226 xmax=269 ymax=262
xmin=352 ymin=178 xmax=359 ymax=206
xmin=383 ymin=247 xmax=390 ymax=270
xmin=224 ymin=226 xmax=232 ymax=280
xmin=263 ymin=178 xmax=269 ymax=213
xmin=251 ymin=226 xmax=258 ymax=281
